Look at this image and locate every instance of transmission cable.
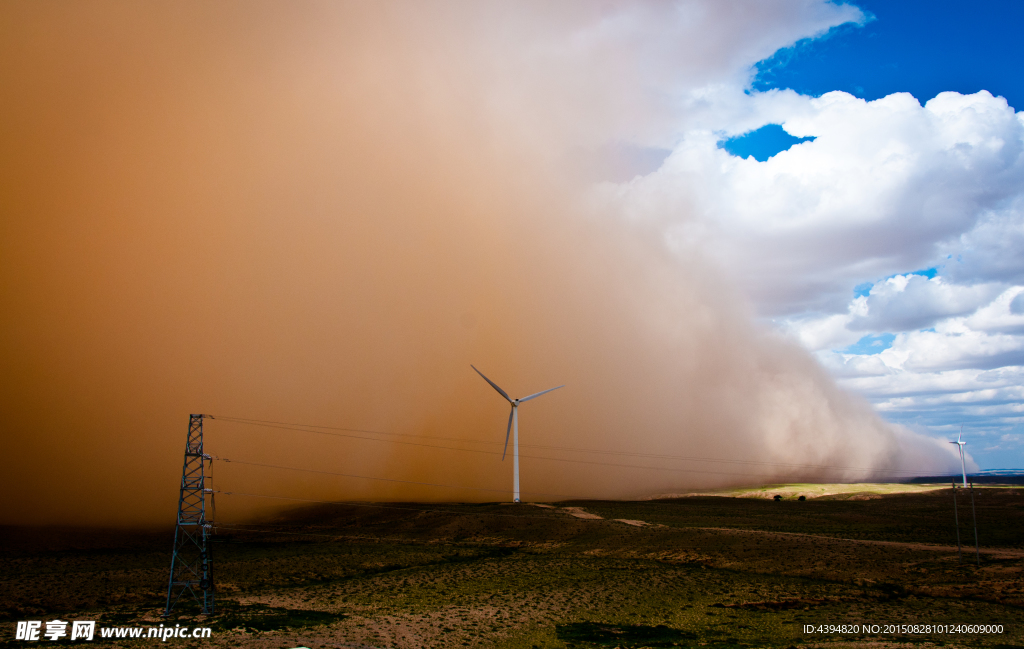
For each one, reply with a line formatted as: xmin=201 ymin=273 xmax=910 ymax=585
xmin=212 ymin=415 xmax=924 ymax=477
xmin=211 ymin=455 xmax=585 ymax=500
xmin=211 ymin=490 xmax=605 ymax=520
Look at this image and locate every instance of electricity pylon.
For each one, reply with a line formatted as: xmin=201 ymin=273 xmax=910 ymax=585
xmin=164 ymin=414 xmax=215 ymax=615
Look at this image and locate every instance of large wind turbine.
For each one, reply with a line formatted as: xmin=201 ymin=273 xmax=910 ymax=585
xmin=471 ymin=365 xmax=563 ymax=503
xmin=950 ymin=425 xmax=968 ymax=487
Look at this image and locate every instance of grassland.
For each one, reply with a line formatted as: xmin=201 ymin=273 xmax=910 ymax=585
xmin=663 ymin=482 xmax=967 ymax=500
xmin=2 ymin=486 xmax=1023 ymax=648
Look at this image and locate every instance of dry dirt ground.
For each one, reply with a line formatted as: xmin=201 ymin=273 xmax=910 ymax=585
xmin=2 ymin=487 xmax=1023 ymax=648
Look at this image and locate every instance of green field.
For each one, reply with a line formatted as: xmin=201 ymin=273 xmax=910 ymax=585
xmin=2 ymin=486 xmax=1023 ymax=648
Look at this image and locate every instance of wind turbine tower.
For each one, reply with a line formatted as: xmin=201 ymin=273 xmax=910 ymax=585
xmin=949 ymin=425 xmax=980 ymax=564
xmin=951 ymin=426 xmax=968 ymax=488
xmin=472 ymin=365 xmax=563 ymax=503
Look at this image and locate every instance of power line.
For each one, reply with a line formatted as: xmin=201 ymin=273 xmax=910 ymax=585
xmin=216 ymin=416 xmax=395 ymax=440
xmin=212 ymin=415 xmax=922 ymax=477
xmin=211 ymin=490 xmax=597 ymax=520
xmin=212 ymin=456 xmax=585 ymax=500
xmin=213 ymin=451 xmax=913 ymax=501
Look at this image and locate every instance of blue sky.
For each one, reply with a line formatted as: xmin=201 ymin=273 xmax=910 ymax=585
xmin=720 ymin=124 xmax=814 ymax=161
xmin=725 ymin=1 xmax=1023 ymax=164
xmin=756 ymin=0 xmax=1024 ymax=111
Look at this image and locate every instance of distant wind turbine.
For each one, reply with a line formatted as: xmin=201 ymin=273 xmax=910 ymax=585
xmin=471 ymin=365 xmax=564 ymax=503
xmin=950 ymin=425 xmax=968 ymax=488
xmin=949 ymin=425 xmax=981 ymax=565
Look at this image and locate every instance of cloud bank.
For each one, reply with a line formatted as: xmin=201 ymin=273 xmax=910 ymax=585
xmin=604 ymin=85 xmax=1024 ymax=464
xmin=0 ymin=1 xmax=966 ymax=525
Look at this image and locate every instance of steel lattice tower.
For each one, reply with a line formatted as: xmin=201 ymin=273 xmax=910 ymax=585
xmin=164 ymin=414 xmax=215 ymax=615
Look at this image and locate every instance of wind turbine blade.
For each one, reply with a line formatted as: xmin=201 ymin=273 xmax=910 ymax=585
xmin=502 ymin=407 xmax=514 ymax=460
xmin=518 ymin=385 xmax=565 ymax=403
xmin=471 ymin=365 xmax=512 ymax=402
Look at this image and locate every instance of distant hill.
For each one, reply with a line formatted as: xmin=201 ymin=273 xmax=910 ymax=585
xmin=906 ymin=469 xmax=1024 ymax=485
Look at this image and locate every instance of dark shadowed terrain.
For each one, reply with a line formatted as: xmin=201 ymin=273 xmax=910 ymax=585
xmin=2 ymin=488 xmax=1023 ymax=648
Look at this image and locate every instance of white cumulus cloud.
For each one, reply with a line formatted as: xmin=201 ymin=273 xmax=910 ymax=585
xmin=593 ymin=62 xmax=1024 ymax=466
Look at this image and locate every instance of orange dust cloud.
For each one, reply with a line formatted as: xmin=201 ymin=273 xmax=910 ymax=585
xmin=0 ymin=2 xmax=957 ymax=526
